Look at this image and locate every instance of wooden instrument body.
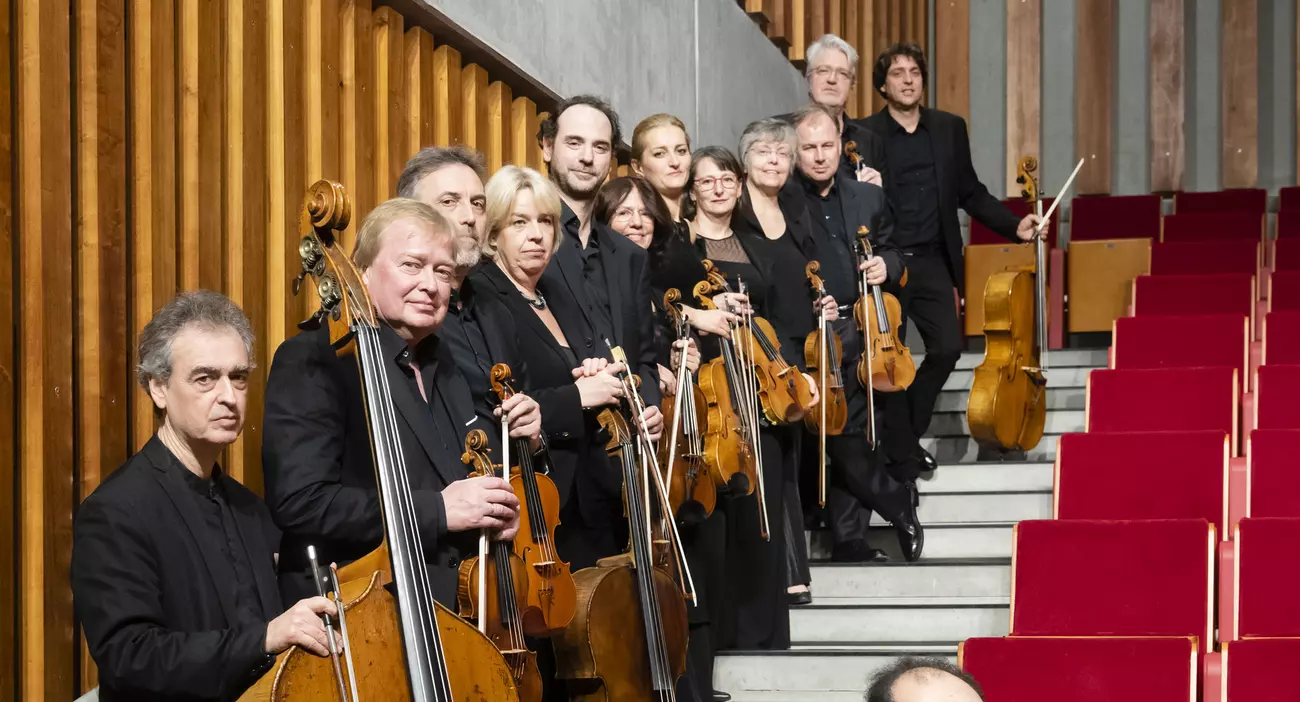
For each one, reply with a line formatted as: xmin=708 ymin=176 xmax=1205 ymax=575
xmin=456 ymin=552 xmax=544 ymax=701
xmin=854 ymin=292 xmax=916 ymax=392
xmin=554 ymin=563 xmax=689 ymax=702
xmin=966 ymin=269 xmax=1047 ymax=451
xmin=802 ymin=328 xmax=848 ymax=435
xmin=509 ymin=470 xmax=578 ymax=635
xmin=696 ymin=356 xmax=756 ymax=495
xmin=660 ymin=384 xmax=717 ymax=521
xmin=734 ymin=315 xmax=816 ymax=423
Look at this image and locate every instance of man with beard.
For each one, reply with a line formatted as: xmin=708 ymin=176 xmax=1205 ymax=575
xmin=860 ymin=44 xmax=1044 ymax=488
xmin=537 ymin=95 xmax=663 ymax=412
xmin=796 ymin=34 xmax=887 ymax=186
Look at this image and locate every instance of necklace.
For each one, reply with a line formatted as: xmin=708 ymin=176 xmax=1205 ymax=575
xmin=522 ymin=290 xmax=547 ymax=310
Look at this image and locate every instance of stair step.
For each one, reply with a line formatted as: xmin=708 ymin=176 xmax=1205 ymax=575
xmin=921 ymin=433 xmax=1060 ymax=462
xmin=807 ymin=559 xmax=1011 ymax=600
xmin=811 ymin=523 xmax=1016 ymax=560
xmin=791 ymin=598 xmax=1008 ymax=644
xmin=941 ymin=366 xmax=1090 ymax=392
xmin=935 ymin=385 xmax=1086 ymax=412
xmin=918 ymin=461 xmax=1054 ymax=494
xmin=929 ymin=409 xmax=1085 ymax=438
xmin=915 ymin=491 xmax=1050 ymax=524
xmin=715 ymin=645 xmax=958 ymax=697
xmin=921 ymin=348 xmax=1109 ymax=370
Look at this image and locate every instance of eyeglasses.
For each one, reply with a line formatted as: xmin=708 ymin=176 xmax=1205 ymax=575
xmin=612 ymin=207 xmax=653 ymax=224
xmin=811 ymin=65 xmax=854 ymax=82
xmin=750 ymin=145 xmax=792 ymax=161
xmin=695 ymin=175 xmax=739 ymax=191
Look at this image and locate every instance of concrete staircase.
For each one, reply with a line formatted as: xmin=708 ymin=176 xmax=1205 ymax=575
xmin=713 ymin=348 xmax=1106 ymax=701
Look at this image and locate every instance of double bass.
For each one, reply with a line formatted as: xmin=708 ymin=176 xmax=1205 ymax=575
xmin=802 ymin=261 xmax=847 ymax=506
xmin=240 ymin=180 xmax=518 ymax=701
xmin=660 ymin=289 xmax=717 ymax=524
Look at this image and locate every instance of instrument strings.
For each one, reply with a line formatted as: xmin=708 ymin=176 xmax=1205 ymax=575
xmin=734 ymin=280 xmax=770 ymax=539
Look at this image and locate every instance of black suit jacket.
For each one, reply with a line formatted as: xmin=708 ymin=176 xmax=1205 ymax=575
xmin=544 ymin=207 xmax=662 ymax=407
xmin=471 ymin=263 xmax=624 ymax=516
xmin=861 ymin=107 xmax=1021 ymax=291
xmin=262 ymin=322 xmax=485 ymax=608
xmin=789 ymin=175 xmax=904 ymax=287
xmin=71 ymin=437 xmax=281 ymax=702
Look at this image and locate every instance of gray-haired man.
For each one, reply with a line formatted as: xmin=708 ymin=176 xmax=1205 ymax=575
xmin=800 ymin=33 xmax=887 ymax=186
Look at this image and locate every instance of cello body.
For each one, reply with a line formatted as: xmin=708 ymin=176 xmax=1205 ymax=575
xmin=966 ymin=268 xmax=1046 ymax=451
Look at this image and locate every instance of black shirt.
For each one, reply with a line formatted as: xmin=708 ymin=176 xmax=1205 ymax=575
xmin=176 ymin=463 xmax=269 ymax=629
xmin=561 ymin=202 xmax=613 ymax=322
xmin=883 ymin=111 xmax=941 ymax=248
xmin=441 ymin=282 xmax=497 ymax=419
xmin=799 ymin=175 xmax=859 ymax=306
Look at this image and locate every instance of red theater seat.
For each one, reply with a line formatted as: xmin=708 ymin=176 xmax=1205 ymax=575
xmin=1174 ymin=188 xmax=1267 ymax=215
xmin=1162 ymin=212 xmax=1265 ymax=243
xmin=1233 ymin=518 xmax=1300 ymax=639
xmin=1087 ymin=367 xmax=1239 ymax=455
xmin=1263 ymin=311 xmax=1300 ymax=365
xmin=1055 ymin=431 xmax=1229 ymax=536
xmin=1280 ymin=186 xmax=1300 ymax=211
xmin=1270 ymin=271 xmax=1300 ymax=310
xmin=1012 ymin=519 xmax=1215 ymax=650
xmin=969 ymin=197 xmax=1059 ymax=246
xmin=1278 ymin=210 xmax=1300 ymax=239
xmin=1255 ymin=365 xmax=1300 ymax=429
xmin=1133 ymin=274 xmax=1256 ymax=323
xmin=1150 ymin=240 xmax=1262 ymax=277
xmin=1113 ymin=314 xmax=1249 ymax=390
xmin=1224 ymin=638 xmax=1300 ymax=702
xmin=960 ymin=636 xmax=1198 ymax=702
xmin=1070 ymin=194 xmax=1162 ymax=242
xmin=1248 ymin=430 xmax=1300 ymax=518
xmin=1273 ymin=238 xmax=1300 ymax=271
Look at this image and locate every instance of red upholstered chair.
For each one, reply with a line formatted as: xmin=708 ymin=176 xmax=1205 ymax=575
xmin=1011 ymin=519 xmax=1215 ymax=650
xmin=1150 ymin=240 xmax=1262 ymax=277
xmin=1162 ymin=212 xmax=1265 ymax=243
xmin=1112 ymin=314 xmax=1250 ymax=390
xmin=1269 ymin=271 xmax=1300 ymax=311
xmin=960 ymin=636 xmax=1198 ymax=702
xmin=969 ymin=197 xmax=1059 ymax=246
xmin=1248 ymin=430 xmax=1300 ymax=518
xmin=1255 ymin=365 xmax=1300 ymax=429
xmin=1070 ymin=194 xmax=1163 ymax=242
xmin=1174 ymin=188 xmax=1267 ymax=215
xmin=1262 ymin=311 xmax=1300 ymax=365
xmin=1086 ymin=367 xmax=1239 ymax=455
xmin=1055 ymin=431 xmax=1229 ymax=536
xmin=1272 ymin=238 xmax=1299 ymax=271
xmin=1233 ymin=517 xmax=1300 ymax=639
xmin=1278 ymin=210 xmax=1300 ymax=239
xmin=1132 ymin=274 xmax=1256 ymax=330
xmin=1224 ymin=638 xmax=1300 ymax=702
xmin=1279 ymin=186 xmax=1300 ymax=211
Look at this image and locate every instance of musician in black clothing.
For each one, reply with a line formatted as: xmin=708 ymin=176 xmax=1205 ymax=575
xmin=789 ymin=103 xmax=923 ymax=563
xmin=72 ymin=291 xmax=337 ymax=702
xmin=630 ymin=113 xmax=694 ymax=230
xmin=800 ymin=33 xmax=888 ymax=185
xmin=861 ymin=44 xmax=1045 ymax=484
xmin=262 ymin=199 xmax=530 ymax=609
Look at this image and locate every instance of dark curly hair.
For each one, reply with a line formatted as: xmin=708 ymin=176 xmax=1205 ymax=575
xmin=872 ymin=43 xmax=928 ymax=97
xmin=865 ymin=657 xmax=983 ymax=702
xmin=536 ymin=94 xmax=623 ymax=150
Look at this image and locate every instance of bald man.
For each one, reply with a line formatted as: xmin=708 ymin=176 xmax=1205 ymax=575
xmin=866 ymin=658 xmax=984 ymax=702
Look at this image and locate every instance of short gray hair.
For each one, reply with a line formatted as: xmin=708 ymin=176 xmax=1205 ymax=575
xmin=396 ymin=146 xmax=487 ymax=198
xmin=789 ymin=103 xmax=839 ymax=131
xmin=806 ymin=34 xmax=859 ymax=78
xmin=137 ymin=290 xmax=256 ymax=391
xmin=738 ymin=118 xmax=798 ymax=171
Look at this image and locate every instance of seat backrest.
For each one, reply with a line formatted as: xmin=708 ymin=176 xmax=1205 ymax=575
xmin=1248 ymin=430 xmax=1300 ymax=518
xmin=1255 ymin=364 xmax=1300 ymax=430
xmin=1278 ymin=210 xmax=1300 ymax=239
xmin=961 ymin=636 xmax=1198 ymax=702
xmin=1225 ymin=638 xmax=1300 ymax=702
xmin=1263 ymin=311 xmax=1300 ymax=365
xmin=1234 ymin=517 xmax=1300 ymax=638
xmin=1056 ymin=431 xmax=1229 ymax=536
xmin=1113 ymin=314 xmax=1249 ymax=390
xmin=1086 ymin=367 xmax=1238 ymax=453
xmin=1150 ymin=240 xmax=1261 ymax=277
xmin=969 ymin=197 xmax=1059 ymax=246
xmin=1279 ymin=186 xmax=1300 ymax=211
xmin=1070 ymin=194 xmax=1162 ymax=243
xmin=1012 ymin=519 xmax=1215 ymax=650
xmin=1133 ymin=273 xmax=1255 ymax=319
xmin=1162 ymin=212 xmax=1265 ymax=243
xmin=1272 ymin=238 xmax=1299 ymax=272
xmin=1270 ymin=271 xmax=1300 ymax=311
xmin=1174 ymin=188 xmax=1267 ymax=215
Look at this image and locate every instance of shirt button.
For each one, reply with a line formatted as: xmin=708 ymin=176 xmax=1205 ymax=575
xmin=585 ymin=338 xmax=593 ymax=348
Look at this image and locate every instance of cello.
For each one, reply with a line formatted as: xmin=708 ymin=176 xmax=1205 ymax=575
xmin=488 ymin=363 xmax=578 ymax=635
xmin=240 ymin=180 xmax=518 ymax=701
xmin=660 ymin=289 xmax=717 ymax=524
xmin=803 ymin=261 xmax=848 ymax=506
xmin=854 ymin=227 xmax=916 ymax=394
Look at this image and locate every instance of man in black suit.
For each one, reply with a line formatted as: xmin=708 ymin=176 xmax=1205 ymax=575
xmin=803 ymin=33 xmax=888 ymax=186
xmin=538 ymin=95 xmax=664 ymax=413
xmin=262 ymin=198 xmax=531 ymax=609
xmin=71 ymin=290 xmax=337 ymax=702
xmin=861 ymin=44 xmax=1045 ymax=486
xmin=789 ymin=103 xmax=922 ymax=563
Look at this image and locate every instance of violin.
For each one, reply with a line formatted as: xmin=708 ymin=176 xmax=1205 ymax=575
xmin=802 ymin=261 xmax=848 ymax=506
xmin=488 ymin=364 xmax=578 ymax=635
xmin=659 ymin=289 xmax=717 ymax=524
xmin=240 ymin=180 xmax=518 ymax=702
xmin=554 ymin=379 xmax=689 ymax=701
xmin=690 ymin=277 xmax=759 ymax=497
xmin=853 ymin=227 xmax=916 ymax=394
xmin=967 ymin=157 xmax=1048 ymax=452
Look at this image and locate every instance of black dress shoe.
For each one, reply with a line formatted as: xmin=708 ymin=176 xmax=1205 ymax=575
xmin=905 ymin=479 xmax=920 ymax=508
xmin=893 ymin=500 xmax=925 ymax=562
xmin=787 ymin=590 xmax=813 ymax=606
xmin=832 ymin=540 xmax=889 ymax=563
xmin=711 ymin=692 xmax=732 ymax=702
xmin=914 ymin=447 xmax=939 ymax=473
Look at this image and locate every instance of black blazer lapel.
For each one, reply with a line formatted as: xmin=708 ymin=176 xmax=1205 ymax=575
xmin=225 ymin=488 xmax=281 ymax=616
xmin=478 ymin=263 xmax=580 ymax=369
xmin=547 ymin=239 xmax=599 ymax=334
xmin=597 ymin=227 xmax=628 ymax=347
xmin=384 ymin=362 xmax=465 ymax=486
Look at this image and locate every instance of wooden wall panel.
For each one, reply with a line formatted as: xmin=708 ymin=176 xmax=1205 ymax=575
xmin=791 ymin=0 xmax=807 ymax=61
xmin=432 ymin=45 xmax=463 ymax=147
xmin=1221 ymin=0 xmax=1258 ymax=189
xmin=0 ymin=0 xmax=13 ymax=695
xmin=17 ymin=0 xmax=76 ymax=698
xmin=339 ymin=0 xmax=373 ymax=248
xmin=844 ymin=0 xmax=859 ymax=116
xmin=856 ymin=0 xmax=876 ymax=118
xmin=1149 ymin=0 xmax=1184 ymax=193
xmin=461 ymin=63 xmax=489 ymax=151
xmin=511 ymin=97 xmax=537 ymax=168
xmin=1074 ymin=0 xmax=1115 ymax=195
xmin=306 ymin=0 xmax=341 ymax=192
xmin=373 ymin=7 xmax=406 ymax=199
xmin=871 ymin=0 xmax=888 ymax=112
xmin=179 ymin=0 xmax=225 ymax=292
xmin=771 ymin=0 xmax=790 ymax=52
xmin=406 ymin=27 xmax=437 ymax=158
xmin=827 ymin=0 xmax=842 ymax=38
xmin=1004 ymin=0 xmax=1041 ymax=193
xmin=935 ymin=0 xmax=969 ymax=122
xmin=807 ymin=0 xmax=826 ymax=51
xmin=485 ymin=82 xmax=513 ymax=173
xmin=266 ymin=0 xmax=308 ymax=358
xmin=179 ymin=0 xmax=200 ymax=290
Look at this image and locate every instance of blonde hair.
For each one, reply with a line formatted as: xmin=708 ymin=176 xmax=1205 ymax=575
xmin=483 ymin=166 xmax=565 ymax=260
xmin=352 ymin=197 xmax=452 ymax=270
xmin=631 ymin=113 xmax=692 ymax=163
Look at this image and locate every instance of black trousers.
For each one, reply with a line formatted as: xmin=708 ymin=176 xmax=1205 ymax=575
xmin=881 ymin=250 xmax=963 ymax=482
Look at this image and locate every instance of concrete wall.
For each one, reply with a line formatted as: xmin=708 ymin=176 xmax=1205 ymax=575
xmin=411 ymin=0 xmax=808 ymax=153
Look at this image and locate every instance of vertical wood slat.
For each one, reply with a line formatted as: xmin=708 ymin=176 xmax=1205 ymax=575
xmin=1221 ymin=0 xmax=1258 ymax=189
xmin=935 ymin=0 xmax=970 ymax=122
xmin=872 ymin=0 xmax=889 ymax=112
xmin=511 ymin=97 xmax=536 ymax=167
xmin=790 ymin=0 xmax=807 ymax=61
xmin=485 ymin=82 xmax=513 ymax=173
xmin=339 ymin=0 xmax=372 ymax=247
xmin=406 ymin=27 xmax=436 ymax=158
xmin=771 ymin=0 xmax=789 ymax=51
xmin=461 ymin=63 xmax=489 ymax=151
xmin=844 ymin=0 xmax=859 ymax=116
xmin=18 ymin=0 xmax=76 ymax=698
xmin=188 ymin=0 xmax=225 ymax=293
xmin=0 ymin=0 xmax=14 ymax=694
xmin=372 ymin=7 xmax=406 ymax=199
xmin=432 ymin=45 xmax=463 ymax=148
xmin=857 ymin=0 xmax=876 ymax=119
xmin=1074 ymin=0 xmax=1115 ymax=195
xmin=151 ymin=0 xmax=178 ymax=404
xmin=1149 ymin=0 xmax=1184 ymax=193
xmin=807 ymin=0 xmax=826 ymax=50
xmin=266 ymin=0 xmax=306 ymax=360
xmin=305 ymin=0 xmax=340 ymax=191
xmin=179 ymin=0 xmax=200 ymax=290
xmin=1005 ymin=0 xmax=1041 ymax=193
xmin=827 ymin=0 xmax=842 ymax=38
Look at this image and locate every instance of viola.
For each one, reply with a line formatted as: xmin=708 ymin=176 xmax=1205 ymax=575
xmin=853 ymin=227 xmax=916 ymax=395
xmin=488 ymin=364 xmax=578 ymax=635
xmin=659 ymin=289 xmax=717 ymax=524
xmin=802 ymin=261 xmax=848 ymax=506
xmin=240 ymin=180 xmax=518 ymax=702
